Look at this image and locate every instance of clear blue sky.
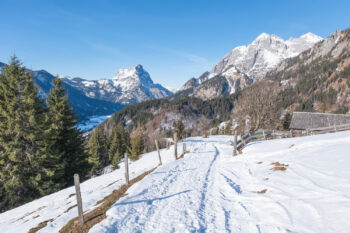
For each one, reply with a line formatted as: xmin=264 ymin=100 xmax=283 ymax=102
xmin=0 ymin=0 xmax=349 ymax=88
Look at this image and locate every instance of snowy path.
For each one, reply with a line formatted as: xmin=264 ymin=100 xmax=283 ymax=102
xmin=90 ymin=133 xmax=350 ymax=233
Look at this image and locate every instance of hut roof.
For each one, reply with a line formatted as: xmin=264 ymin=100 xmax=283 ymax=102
xmin=290 ymin=112 xmax=350 ymax=130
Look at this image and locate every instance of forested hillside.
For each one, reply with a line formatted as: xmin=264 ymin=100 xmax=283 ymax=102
xmin=98 ymin=95 xmax=237 ymax=151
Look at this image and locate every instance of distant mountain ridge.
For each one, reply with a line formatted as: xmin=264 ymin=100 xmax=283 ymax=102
xmin=178 ymin=32 xmax=323 ymax=99
xmin=0 ymin=62 xmax=172 ymax=128
xmin=62 ymin=65 xmax=172 ymax=105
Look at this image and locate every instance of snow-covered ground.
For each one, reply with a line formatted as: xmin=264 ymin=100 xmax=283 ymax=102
xmin=1 ymin=132 xmax=350 ymax=233
xmin=77 ymin=115 xmax=111 ymax=132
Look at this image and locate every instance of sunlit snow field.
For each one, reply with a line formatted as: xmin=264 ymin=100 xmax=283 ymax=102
xmin=1 ymin=132 xmax=350 ymax=233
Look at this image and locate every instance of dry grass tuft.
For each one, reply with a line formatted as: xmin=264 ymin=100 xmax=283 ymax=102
xmin=15 ymin=206 xmax=47 ymax=222
xmin=257 ymin=161 xmax=263 ymax=164
xmin=272 ymin=166 xmax=287 ymax=171
xmin=271 ymin=162 xmax=288 ymax=171
xmin=289 ymin=144 xmax=295 ymax=148
xmin=255 ymin=189 xmax=267 ymax=194
xmin=28 ymin=219 xmax=54 ymax=233
xmin=105 ymin=179 xmax=121 ymax=188
xmin=59 ymin=166 xmax=157 ymax=233
xmin=64 ymin=204 xmax=77 ymax=213
xmin=67 ymin=193 xmax=76 ymax=200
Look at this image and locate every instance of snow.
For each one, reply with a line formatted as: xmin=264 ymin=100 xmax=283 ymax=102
xmin=300 ymin=32 xmax=323 ymax=43
xmin=1 ymin=131 xmax=350 ymax=233
xmin=91 ymin=132 xmax=350 ymax=233
xmin=77 ymin=115 xmax=111 ymax=132
xmin=209 ymin=32 xmax=322 ymax=85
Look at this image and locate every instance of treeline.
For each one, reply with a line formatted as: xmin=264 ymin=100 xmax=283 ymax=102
xmin=103 ymin=94 xmax=236 ymax=134
xmin=0 ymin=58 xmax=88 ymax=212
xmin=88 ymin=123 xmax=145 ymax=176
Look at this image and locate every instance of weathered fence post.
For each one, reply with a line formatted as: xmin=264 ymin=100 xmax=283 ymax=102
xmin=239 ymin=134 xmax=244 ymax=154
xmin=290 ymin=129 xmax=293 ymax=138
xmin=74 ymin=174 xmax=84 ymax=226
xmin=174 ymin=132 xmax=178 ymax=160
xmin=233 ymin=130 xmax=237 ymax=156
xmin=183 ymin=142 xmax=186 ymax=155
xmin=263 ymin=130 xmax=266 ymax=140
xmin=155 ymin=140 xmax=162 ymax=166
xmin=124 ymin=153 xmax=129 ymax=185
xmin=167 ymin=140 xmax=170 ymax=150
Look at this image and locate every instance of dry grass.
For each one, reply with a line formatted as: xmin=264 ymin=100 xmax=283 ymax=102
xmin=67 ymin=193 xmax=76 ymax=200
xmin=105 ymin=179 xmax=121 ymax=188
xmin=255 ymin=189 xmax=267 ymax=194
xmin=271 ymin=162 xmax=288 ymax=171
xmin=289 ymin=144 xmax=295 ymax=148
xmin=15 ymin=206 xmax=47 ymax=222
xmin=64 ymin=204 xmax=77 ymax=213
xmin=59 ymin=166 xmax=157 ymax=233
xmin=28 ymin=219 xmax=54 ymax=233
xmin=257 ymin=161 xmax=263 ymax=164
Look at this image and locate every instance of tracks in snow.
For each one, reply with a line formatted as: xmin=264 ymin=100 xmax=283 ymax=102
xmin=90 ymin=138 xmax=302 ymax=233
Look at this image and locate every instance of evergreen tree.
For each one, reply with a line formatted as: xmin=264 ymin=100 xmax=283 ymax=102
xmin=128 ymin=122 xmax=144 ymax=160
xmin=175 ymin=119 xmax=185 ymax=140
xmin=44 ymin=77 xmax=88 ymax=190
xmin=129 ymin=134 xmax=144 ymax=160
xmin=282 ymin=113 xmax=292 ymax=130
xmin=108 ymin=122 xmax=130 ymax=167
xmin=88 ymin=127 xmax=108 ymax=175
xmin=0 ymin=57 xmax=45 ymax=210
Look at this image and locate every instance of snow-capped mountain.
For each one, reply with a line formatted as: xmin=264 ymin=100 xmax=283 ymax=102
xmin=210 ymin=32 xmax=322 ymax=80
xmin=62 ymin=65 xmax=172 ymax=105
xmin=179 ymin=32 xmax=323 ymax=99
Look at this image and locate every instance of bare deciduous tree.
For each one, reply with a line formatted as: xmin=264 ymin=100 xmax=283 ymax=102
xmin=234 ymin=80 xmax=280 ymax=130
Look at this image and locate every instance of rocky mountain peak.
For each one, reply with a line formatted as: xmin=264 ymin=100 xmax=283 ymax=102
xmin=113 ymin=64 xmax=154 ymax=87
xmin=178 ymin=31 xmax=323 ymax=100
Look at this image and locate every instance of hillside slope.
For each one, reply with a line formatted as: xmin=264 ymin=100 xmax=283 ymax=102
xmin=91 ymin=132 xmax=350 ymax=233
xmin=267 ymin=28 xmax=350 ymax=113
xmin=1 ymin=132 xmax=350 ymax=232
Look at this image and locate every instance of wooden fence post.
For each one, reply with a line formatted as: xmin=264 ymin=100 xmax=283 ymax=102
xmin=183 ymin=142 xmax=186 ymax=155
xmin=74 ymin=174 xmax=84 ymax=226
xmin=263 ymin=130 xmax=266 ymax=140
xmin=124 ymin=153 xmax=129 ymax=185
xmin=174 ymin=132 xmax=178 ymax=160
xmin=233 ymin=131 xmax=237 ymax=156
xmin=155 ymin=140 xmax=162 ymax=166
xmin=167 ymin=140 xmax=170 ymax=150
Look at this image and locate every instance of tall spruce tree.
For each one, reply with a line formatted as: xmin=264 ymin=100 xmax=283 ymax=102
xmin=108 ymin=122 xmax=130 ymax=167
xmin=129 ymin=134 xmax=144 ymax=160
xmin=44 ymin=77 xmax=88 ymax=190
xmin=175 ymin=119 xmax=185 ymax=140
xmin=88 ymin=127 xmax=108 ymax=175
xmin=0 ymin=57 xmax=45 ymax=211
